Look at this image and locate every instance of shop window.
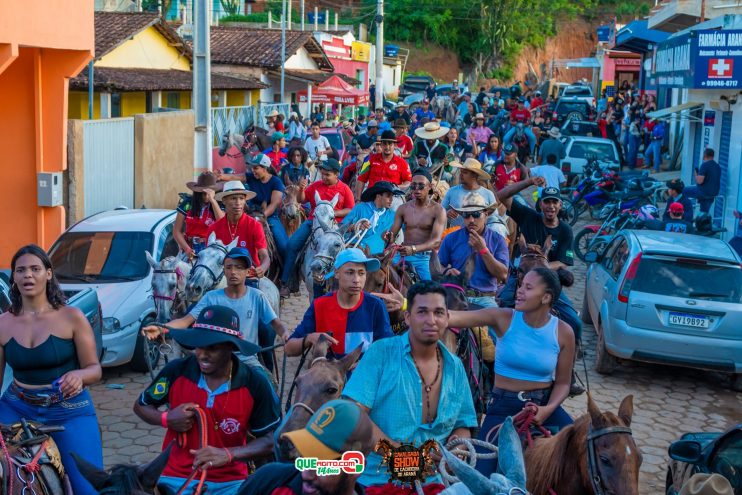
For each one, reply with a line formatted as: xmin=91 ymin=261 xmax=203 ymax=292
xmin=111 ymin=93 xmax=121 ymax=118
xmin=356 ymin=69 xmax=365 ymax=90
xmin=167 ymin=92 xmax=181 ymax=109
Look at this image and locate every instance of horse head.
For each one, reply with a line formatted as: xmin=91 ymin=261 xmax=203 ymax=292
xmin=72 ymin=443 xmax=173 ymax=495
xmin=218 ymin=131 xmax=230 ymax=157
xmin=307 ymin=229 xmax=345 ymax=285
xmin=313 ymin=192 xmax=339 ymax=232
xmin=185 ymin=233 xmax=237 ymax=302
xmin=274 ymin=340 xmax=363 ymax=461
xmin=282 ymin=184 xmax=302 ymax=221
xmin=146 ymin=252 xmax=191 ymax=324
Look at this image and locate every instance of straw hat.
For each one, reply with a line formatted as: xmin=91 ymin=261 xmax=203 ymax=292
xmin=216 ymin=181 xmax=257 ymax=201
xmin=548 ymin=127 xmax=561 ymax=139
xmin=474 ymin=113 xmax=486 ymax=120
xmin=414 ymin=121 xmax=449 ymax=140
xmin=457 ymin=158 xmax=491 ymax=180
xmin=266 ymin=109 xmax=279 ymax=118
xmin=453 ymin=191 xmax=496 ymax=212
xmin=679 ymin=473 xmax=733 ymax=495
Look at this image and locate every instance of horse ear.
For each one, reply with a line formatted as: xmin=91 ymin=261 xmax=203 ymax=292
xmin=587 ymin=393 xmax=606 ymax=428
xmin=518 ymin=234 xmax=528 ymax=254
xmin=429 ymin=250 xmax=444 ymax=279
xmin=339 ymin=344 xmax=363 ymax=373
xmin=617 ymin=395 xmax=634 ymax=427
xmin=137 ymin=442 xmax=174 ymax=488
xmin=226 ymin=236 xmax=239 ymax=251
xmin=464 ymin=253 xmax=476 ymax=282
xmin=70 ymin=453 xmax=109 ymax=490
xmin=310 ymin=334 xmax=332 ymax=363
xmin=543 ymin=234 xmax=553 ymax=253
xmin=330 ymin=193 xmax=340 ymax=208
xmin=207 ymin=232 xmax=217 ymax=246
xmin=145 ymin=250 xmax=158 ymax=269
xmin=314 ymin=191 xmax=322 ymax=206
xmin=498 ymin=416 xmax=527 ymax=490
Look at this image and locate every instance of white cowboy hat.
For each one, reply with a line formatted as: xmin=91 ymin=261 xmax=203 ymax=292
xmin=414 ymin=121 xmax=449 ymax=140
xmin=216 ymin=180 xmax=257 ymax=201
xmin=266 ymin=110 xmax=279 ymax=118
xmin=456 ymin=158 xmax=491 ymax=180
xmin=679 ymin=474 xmax=734 ymax=495
xmin=453 ymin=191 xmax=496 ymax=213
xmin=548 ymin=127 xmax=561 ymax=139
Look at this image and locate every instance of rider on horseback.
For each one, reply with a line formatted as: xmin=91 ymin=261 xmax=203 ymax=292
xmin=411 ymin=122 xmax=450 ymax=174
xmin=342 ymin=181 xmax=403 ymax=255
xmin=134 ymin=306 xmax=281 ymax=495
xmin=244 ymin=154 xmax=289 ymax=261
xmin=285 ymin=249 xmax=392 ymax=358
xmin=174 ymin=172 xmax=225 ymax=257
xmin=354 ymin=130 xmax=412 ymax=202
xmin=503 ymin=98 xmax=536 ymax=156
xmin=265 ymin=132 xmax=288 ymax=173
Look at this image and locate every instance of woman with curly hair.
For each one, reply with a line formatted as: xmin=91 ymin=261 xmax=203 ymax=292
xmin=0 ymin=244 xmax=103 ymax=495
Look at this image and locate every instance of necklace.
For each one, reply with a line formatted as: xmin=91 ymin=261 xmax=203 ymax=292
xmin=209 ymin=361 xmax=233 ymax=431
xmin=227 ymin=216 xmax=241 ymax=241
xmin=25 ymin=305 xmax=52 ymax=317
xmin=412 ymin=346 xmax=442 ymax=424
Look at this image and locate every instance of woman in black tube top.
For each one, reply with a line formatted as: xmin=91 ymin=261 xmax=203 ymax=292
xmin=0 ymin=244 xmax=103 ymax=495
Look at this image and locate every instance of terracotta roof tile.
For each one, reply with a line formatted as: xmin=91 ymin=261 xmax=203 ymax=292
xmin=70 ymin=67 xmax=267 ymax=92
xmin=94 ymin=12 xmax=191 ymax=60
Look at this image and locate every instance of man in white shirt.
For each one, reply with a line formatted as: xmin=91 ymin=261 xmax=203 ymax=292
xmin=304 ymin=122 xmax=332 ymax=162
xmin=530 ymin=155 xmax=566 ymax=197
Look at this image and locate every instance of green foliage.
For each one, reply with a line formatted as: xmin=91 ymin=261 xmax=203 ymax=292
xmin=220 ymin=0 xmax=241 ymax=16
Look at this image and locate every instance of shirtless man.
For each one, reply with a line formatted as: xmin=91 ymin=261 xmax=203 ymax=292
xmin=383 ymin=168 xmax=446 ymax=281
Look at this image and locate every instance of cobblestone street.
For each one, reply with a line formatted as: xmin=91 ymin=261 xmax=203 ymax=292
xmin=91 ymin=225 xmax=742 ymax=493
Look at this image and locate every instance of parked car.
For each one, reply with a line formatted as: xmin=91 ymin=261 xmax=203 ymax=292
xmin=552 ymin=97 xmax=596 ymax=126
xmin=582 ymin=230 xmax=742 ymax=391
xmin=560 ymin=119 xmax=601 ymax=138
xmin=560 ymin=136 xmax=620 ymax=176
xmin=666 ymin=423 xmax=742 ymax=494
xmin=561 ymin=84 xmax=596 ymax=107
xmin=0 ymin=272 xmax=103 ymax=393
xmin=48 ymin=209 xmax=179 ymax=371
xmin=399 ymin=75 xmax=434 ymax=100
xmin=319 ymin=127 xmax=348 ymax=163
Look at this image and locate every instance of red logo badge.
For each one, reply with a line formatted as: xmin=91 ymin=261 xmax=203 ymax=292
xmin=708 ymin=58 xmax=733 ymax=78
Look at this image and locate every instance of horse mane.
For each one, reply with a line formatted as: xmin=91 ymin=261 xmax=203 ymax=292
xmin=526 ymin=416 xmax=583 ymax=494
xmin=99 ymin=464 xmax=148 ymax=495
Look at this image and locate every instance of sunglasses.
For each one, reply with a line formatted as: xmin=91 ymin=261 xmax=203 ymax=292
xmin=409 ymin=182 xmax=429 ymax=191
xmin=462 ymin=211 xmax=483 ymax=219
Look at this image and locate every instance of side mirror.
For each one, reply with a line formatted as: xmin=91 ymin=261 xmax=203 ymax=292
xmin=584 ymin=251 xmax=599 ymax=263
xmin=668 ymin=440 xmax=703 ymax=464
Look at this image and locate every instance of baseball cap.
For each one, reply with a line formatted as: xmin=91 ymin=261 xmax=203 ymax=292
xmin=503 ymin=143 xmax=517 ymax=155
xmin=669 ymin=202 xmax=685 ymax=214
xmin=540 ymin=187 xmax=561 ymax=201
xmin=251 ymin=153 xmax=272 ymax=168
xmin=318 ymin=158 xmax=341 ymax=172
xmin=281 ymin=399 xmax=374 ymax=459
xmin=367 ymin=119 xmax=379 ymax=128
xmin=225 ymin=247 xmax=254 ymax=268
xmin=271 ymin=131 xmax=285 ymax=143
xmin=325 ymin=248 xmax=380 ymax=280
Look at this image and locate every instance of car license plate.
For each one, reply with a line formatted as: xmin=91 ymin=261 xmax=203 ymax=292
xmin=669 ymin=312 xmax=709 ymax=329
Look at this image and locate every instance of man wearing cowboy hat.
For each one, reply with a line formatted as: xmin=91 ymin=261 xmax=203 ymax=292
xmin=389 ymin=102 xmax=411 ymax=126
xmin=134 ymin=305 xmax=281 ymax=495
xmin=174 ymin=172 xmax=225 ymax=257
xmin=537 ymin=127 xmax=566 ymax=166
xmin=412 ymin=121 xmax=450 ymax=171
xmin=439 ymin=191 xmax=510 ymax=308
xmin=342 ymin=181 xmax=404 ymax=255
xmin=355 ymin=130 xmax=412 ymax=201
xmin=208 ymin=181 xmax=271 ymax=278
xmin=393 ymin=118 xmax=413 ymax=158
xmin=441 ymin=158 xmax=504 ymax=233
xmin=265 ymin=108 xmax=280 ymax=129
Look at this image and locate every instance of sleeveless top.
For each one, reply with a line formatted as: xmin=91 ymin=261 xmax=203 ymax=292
xmin=4 ymin=335 xmax=80 ymax=385
xmin=495 ymin=311 xmax=560 ymax=383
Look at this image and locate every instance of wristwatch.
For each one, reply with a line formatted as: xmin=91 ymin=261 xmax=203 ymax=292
xmin=412 ymin=245 xmax=417 ymax=253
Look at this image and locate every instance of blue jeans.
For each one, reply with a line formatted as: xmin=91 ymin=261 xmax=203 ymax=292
xmin=504 ymin=127 xmax=536 ymax=154
xmin=475 ymin=390 xmax=573 ymax=477
xmin=267 ymin=215 xmax=288 ymax=261
xmin=159 ymin=476 xmax=243 ymax=495
xmin=392 ymin=252 xmax=431 ymax=280
xmin=0 ymin=386 xmax=103 ymax=495
xmin=646 ymin=139 xmax=662 ymax=171
xmin=281 ymin=220 xmax=312 ymax=284
xmin=683 ymin=186 xmax=715 ymax=214
xmin=627 ymin=135 xmax=640 ymax=169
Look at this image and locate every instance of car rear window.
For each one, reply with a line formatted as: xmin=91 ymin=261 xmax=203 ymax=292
xmin=322 ymin=132 xmax=343 ymax=151
xmin=631 ymin=258 xmax=742 ymax=303
xmin=569 ymin=141 xmax=617 ymax=161
xmin=556 ymin=102 xmax=590 ymax=114
xmin=564 ymin=87 xmax=592 ymax=96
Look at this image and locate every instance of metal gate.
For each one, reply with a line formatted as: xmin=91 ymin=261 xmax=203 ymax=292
xmin=257 ymin=103 xmax=290 ymax=129
xmin=211 ymin=105 xmax=257 ymax=147
xmin=714 ymin=111 xmax=733 ymax=223
xmin=82 ymin=118 xmax=135 ymax=216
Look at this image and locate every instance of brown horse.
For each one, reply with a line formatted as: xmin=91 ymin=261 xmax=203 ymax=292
xmin=362 ymin=246 xmax=416 ymax=335
xmin=246 ymin=208 xmax=282 ymax=284
xmin=516 ymin=235 xmax=574 ymax=291
xmin=525 ymin=395 xmax=641 ymax=495
xmin=1 ymin=422 xmax=69 ymax=495
xmin=275 ymin=336 xmax=363 ymax=461
xmin=280 ymin=183 xmax=306 ymax=238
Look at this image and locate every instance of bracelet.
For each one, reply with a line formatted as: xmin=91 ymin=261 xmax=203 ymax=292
xmin=161 ymin=411 xmax=169 ymax=428
xmin=478 ymin=247 xmax=489 ymax=256
xmin=401 ymin=299 xmax=408 ymax=312
xmin=223 ymin=448 xmax=233 ymax=464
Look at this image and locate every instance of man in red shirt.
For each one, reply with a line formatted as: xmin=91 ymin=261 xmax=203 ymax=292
xmin=493 ymin=143 xmax=530 ymax=191
xmin=530 ymin=90 xmax=544 ymax=110
xmin=354 ymin=130 xmax=412 ymax=201
xmin=208 ymin=181 xmax=270 ymax=277
xmin=505 ymin=98 xmax=536 ymax=155
xmin=264 ymin=132 xmax=288 ymax=173
xmin=280 ymin=159 xmax=355 ymax=296
xmin=393 ymin=119 xmax=413 ymax=159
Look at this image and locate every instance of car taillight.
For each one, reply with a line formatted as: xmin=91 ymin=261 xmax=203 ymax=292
xmin=618 ymin=253 xmax=642 ymax=303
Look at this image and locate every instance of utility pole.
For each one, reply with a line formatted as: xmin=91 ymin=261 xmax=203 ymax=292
xmin=281 ymin=0 xmax=287 ymax=104
xmin=193 ymin=0 xmax=212 ymax=170
xmin=374 ymin=0 xmax=384 ymax=111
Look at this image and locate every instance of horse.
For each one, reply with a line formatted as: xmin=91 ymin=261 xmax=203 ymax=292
xmin=274 ymin=336 xmax=363 ymax=461
xmin=280 ymin=182 xmax=306 ymax=238
xmin=0 ymin=421 xmax=69 ymax=495
xmin=525 ymin=394 xmax=641 ymax=495
xmin=245 ymin=207 xmax=283 ymax=285
xmin=218 ymin=126 xmax=271 ymax=164
xmin=72 ymin=444 xmax=173 ymax=495
xmin=515 ymin=235 xmax=574 ymax=292
xmin=361 ymin=245 xmax=417 ymax=334
xmin=145 ymin=252 xmax=192 ymax=323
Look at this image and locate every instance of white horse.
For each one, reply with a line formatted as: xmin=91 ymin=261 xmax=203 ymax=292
xmin=145 ymin=251 xmax=192 ymax=324
xmin=302 ymin=192 xmax=345 ymax=302
xmin=185 ymin=233 xmax=280 ymax=318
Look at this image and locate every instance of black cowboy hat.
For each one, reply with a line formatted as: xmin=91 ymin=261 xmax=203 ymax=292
xmin=360 ymin=180 xmax=405 ymax=203
xmin=170 ymin=305 xmax=260 ymax=356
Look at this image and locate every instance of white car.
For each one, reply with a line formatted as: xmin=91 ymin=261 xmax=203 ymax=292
xmin=561 ymin=84 xmax=596 ymax=107
xmin=560 ymin=136 xmax=621 ymax=177
xmin=48 ymin=209 xmax=178 ymax=370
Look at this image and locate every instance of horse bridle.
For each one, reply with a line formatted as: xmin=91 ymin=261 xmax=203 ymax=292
xmin=310 ymin=228 xmax=344 ymax=280
xmin=586 ymin=424 xmax=634 ymax=495
xmin=152 ymin=266 xmax=186 ymax=302
xmin=189 ymin=244 xmax=228 ymax=290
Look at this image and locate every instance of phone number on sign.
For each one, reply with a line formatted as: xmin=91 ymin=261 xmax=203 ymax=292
xmin=702 ymin=80 xmax=739 ymax=87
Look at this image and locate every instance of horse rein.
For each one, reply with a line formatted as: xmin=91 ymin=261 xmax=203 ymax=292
xmin=174 ymin=407 xmax=210 ymax=495
xmin=152 ymin=267 xmax=186 ymax=302
xmin=586 ymin=425 xmax=634 ymax=495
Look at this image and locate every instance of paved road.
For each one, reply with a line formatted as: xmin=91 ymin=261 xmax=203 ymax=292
xmin=90 ymin=193 xmax=742 ymax=493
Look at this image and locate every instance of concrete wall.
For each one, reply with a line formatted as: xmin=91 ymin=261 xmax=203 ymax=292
xmin=134 ymin=110 xmax=195 ymax=209
xmin=66 ymin=119 xmax=86 ymax=226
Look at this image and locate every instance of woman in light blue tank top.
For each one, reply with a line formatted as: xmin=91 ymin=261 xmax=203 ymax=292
xmin=448 ymin=267 xmax=575 ymax=476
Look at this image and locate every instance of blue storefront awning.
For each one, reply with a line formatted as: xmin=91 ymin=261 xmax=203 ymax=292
xmin=614 ymin=20 xmax=669 ymax=53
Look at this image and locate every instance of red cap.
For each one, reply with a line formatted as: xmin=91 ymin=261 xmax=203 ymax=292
xmin=669 ymin=202 xmax=685 ymax=214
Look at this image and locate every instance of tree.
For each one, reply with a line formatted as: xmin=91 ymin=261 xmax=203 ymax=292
xmin=220 ymin=0 xmax=241 ymax=15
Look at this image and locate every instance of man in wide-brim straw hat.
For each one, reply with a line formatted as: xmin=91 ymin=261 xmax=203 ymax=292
xmin=412 ymin=121 xmax=450 ymax=172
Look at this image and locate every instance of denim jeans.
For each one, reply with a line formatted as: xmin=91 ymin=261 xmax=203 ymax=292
xmin=159 ymin=476 xmax=243 ymax=495
xmin=267 ymin=214 xmax=288 ymax=261
xmin=392 ymin=252 xmax=431 ymax=280
xmin=683 ymin=186 xmax=715 ymax=214
xmin=474 ymin=389 xmax=573 ymax=477
xmin=646 ymin=139 xmax=662 ymax=171
xmin=0 ymin=386 xmax=103 ymax=495
xmin=281 ymin=220 xmax=312 ymax=284
xmin=503 ymin=126 xmax=536 ymax=154
xmin=627 ymin=135 xmax=640 ymax=169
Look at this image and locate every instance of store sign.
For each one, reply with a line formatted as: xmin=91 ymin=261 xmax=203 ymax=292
xmin=654 ymin=29 xmax=742 ymax=88
xmin=613 ymin=58 xmax=641 ymax=66
xmin=351 ymin=41 xmax=371 ymax=62
xmin=597 ymin=25 xmax=611 ymax=42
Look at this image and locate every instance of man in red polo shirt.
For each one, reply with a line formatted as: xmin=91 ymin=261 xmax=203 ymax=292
xmin=208 ymin=181 xmax=270 ymax=277
xmin=354 ymin=130 xmax=412 ymax=201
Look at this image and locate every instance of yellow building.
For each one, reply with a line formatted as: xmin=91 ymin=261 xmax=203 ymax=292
xmin=69 ymin=12 xmax=265 ymax=119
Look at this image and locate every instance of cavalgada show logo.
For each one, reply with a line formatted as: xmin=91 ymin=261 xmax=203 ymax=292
xmin=374 ymin=439 xmax=440 ymax=485
xmin=295 ymin=451 xmax=365 ymax=476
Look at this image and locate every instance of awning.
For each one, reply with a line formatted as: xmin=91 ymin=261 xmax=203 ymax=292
xmin=551 ymin=58 xmax=601 ymax=69
xmin=647 ymin=102 xmax=704 ymax=121
xmin=297 ymin=75 xmax=369 ymax=106
xmin=613 ymin=20 xmax=669 ymax=53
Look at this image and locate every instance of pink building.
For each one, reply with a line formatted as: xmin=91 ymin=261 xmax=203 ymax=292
xmin=600 ymin=50 xmax=642 ymax=96
xmin=317 ymin=32 xmax=371 ymax=94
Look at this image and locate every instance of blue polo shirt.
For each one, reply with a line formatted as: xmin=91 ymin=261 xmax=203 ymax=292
xmin=438 ymin=227 xmax=510 ymax=292
xmin=290 ymin=292 xmax=392 ymax=356
xmin=244 ymin=173 xmax=285 ymax=219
